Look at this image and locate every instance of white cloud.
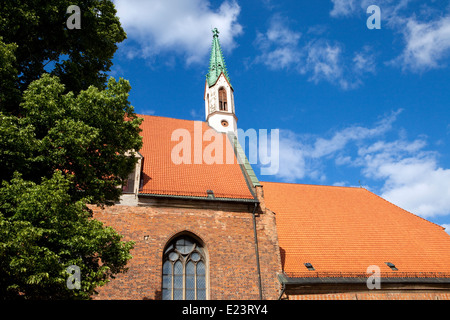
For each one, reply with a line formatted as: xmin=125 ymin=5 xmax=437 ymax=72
xmin=353 ymin=47 xmax=377 ymax=74
xmin=270 ymin=130 xmax=307 ymax=181
xmin=114 ymin=0 xmax=243 ymax=65
xmin=329 ymin=0 xmax=411 ymax=19
xmin=264 ymin=19 xmax=301 ymax=46
xmin=138 ymin=109 xmax=155 ymax=115
xmin=330 ymin=0 xmax=357 ymax=17
xmin=394 ymin=16 xmax=450 ymax=72
xmin=382 ymin=165 xmax=450 ymax=218
xmin=190 ymin=109 xmax=203 ymax=120
xmin=303 ymin=42 xmax=376 ymax=90
xmin=268 ymin=110 xmax=399 ymax=182
xmin=266 ymin=109 xmax=450 ymax=219
xmin=357 ymin=139 xmax=450 ymax=218
xmin=311 ymin=111 xmax=397 ymax=158
xmin=302 ymin=40 xmax=343 ymax=85
xmin=257 ymin=47 xmax=301 ymax=70
xmin=254 ymin=16 xmax=376 ymax=89
xmin=442 ymin=224 xmax=450 ymax=235
xmin=328 ymin=0 xmax=450 ymax=72
xmin=254 ymin=16 xmax=302 ymax=70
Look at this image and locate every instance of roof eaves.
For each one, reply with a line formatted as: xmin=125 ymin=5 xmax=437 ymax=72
xmin=138 ymin=192 xmax=259 ymax=203
xmin=277 ymin=273 xmax=450 ymax=285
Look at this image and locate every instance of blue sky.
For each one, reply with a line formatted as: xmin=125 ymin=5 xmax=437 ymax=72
xmin=110 ymin=0 xmax=450 ymax=230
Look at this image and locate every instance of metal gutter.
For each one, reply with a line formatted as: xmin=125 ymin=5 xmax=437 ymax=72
xmin=277 ymin=280 xmax=286 ymax=300
xmin=277 ymin=273 xmax=450 ymax=285
xmin=138 ymin=192 xmax=259 ymax=203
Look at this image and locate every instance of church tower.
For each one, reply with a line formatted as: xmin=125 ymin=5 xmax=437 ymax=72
xmin=204 ymin=28 xmax=237 ymax=135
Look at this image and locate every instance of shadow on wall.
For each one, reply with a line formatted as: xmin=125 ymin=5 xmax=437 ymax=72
xmin=143 ymin=290 xmax=162 ymax=300
xmin=280 ymin=247 xmax=286 ymax=271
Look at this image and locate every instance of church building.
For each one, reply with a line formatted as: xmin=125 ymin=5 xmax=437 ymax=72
xmin=92 ymin=29 xmax=450 ymax=300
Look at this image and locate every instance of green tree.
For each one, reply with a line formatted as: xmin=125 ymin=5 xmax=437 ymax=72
xmin=1 ymin=74 xmax=143 ymax=205
xmin=0 ymin=172 xmax=133 ymax=299
xmin=0 ymin=37 xmax=19 ymax=109
xmin=0 ymin=0 xmax=126 ymax=114
xmin=0 ymin=1 xmax=143 ymax=299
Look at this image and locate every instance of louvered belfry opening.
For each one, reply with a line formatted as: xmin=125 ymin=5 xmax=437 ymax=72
xmin=218 ymin=87 xmax=227 ymax=111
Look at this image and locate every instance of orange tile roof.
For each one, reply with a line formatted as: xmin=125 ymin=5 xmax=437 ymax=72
xmin=262 ymin=181 xmax=450 ymax=278
xmin=137 ymin=114 xmax=255 ymax=200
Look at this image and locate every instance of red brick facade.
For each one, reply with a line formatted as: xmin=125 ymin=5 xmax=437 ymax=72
xmin=89 ymin=193 xmax=450 ymax=300
xmin=88 ymin=186 xmax=450 ymax=300
xmin=287 ymin=293 xmax=450 ymax=300
xmin=91 ymin=199 xmax=282 ymax=300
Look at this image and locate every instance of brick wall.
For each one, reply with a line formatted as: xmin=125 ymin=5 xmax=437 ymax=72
xmin=89 ymin=200 xmax=450 ymax=300
xmin=287 ymin=292 xmax=450 ymax=300
xmin=91 ymin=201 xmax=282 ymax=300
xmin=283 ymin=283 xmax=450 ymax=300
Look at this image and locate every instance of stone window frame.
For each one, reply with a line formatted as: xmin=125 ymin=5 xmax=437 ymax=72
xmin=121 ymin=150 xmax=143 ymax=194
xmin=161 ymin=233 xmax=208 ymax=300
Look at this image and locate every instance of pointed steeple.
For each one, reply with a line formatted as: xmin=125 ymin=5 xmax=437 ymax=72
xmin=204 ymin=27 xmax=237 ymax=135
xmin=206 ymin=28 xmax=232 ymax=88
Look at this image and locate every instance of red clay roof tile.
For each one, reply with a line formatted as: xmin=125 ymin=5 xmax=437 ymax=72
xmin=262 ymin=181 xmax=450 ymax=278
xmin=137 ymin=114 xmax=254 ymax=200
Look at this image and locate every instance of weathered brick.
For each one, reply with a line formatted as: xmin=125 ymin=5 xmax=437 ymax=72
xmin=91 ymin=203 xmax=282 ymax=300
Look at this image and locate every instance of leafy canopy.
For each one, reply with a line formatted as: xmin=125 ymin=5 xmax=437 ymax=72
xmin=0 ymin=171 xmax=134 ymax=299
xmin=0 ymin=0 xmax=143 ymax=299
xmin=0 ymin=0 xmax=126 ymax=113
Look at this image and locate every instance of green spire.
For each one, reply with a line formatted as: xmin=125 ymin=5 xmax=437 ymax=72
xmin=206 ymin=28 xmax=232 ymax=88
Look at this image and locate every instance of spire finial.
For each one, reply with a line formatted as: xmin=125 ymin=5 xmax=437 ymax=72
xmin=212 ymin=27 xmax=220 ymax=38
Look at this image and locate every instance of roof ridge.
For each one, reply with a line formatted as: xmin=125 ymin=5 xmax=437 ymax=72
xmin=136 ymin=113 xmax=206 ymax=123
xmin=260 ymin=181 xmax=363 ymax=190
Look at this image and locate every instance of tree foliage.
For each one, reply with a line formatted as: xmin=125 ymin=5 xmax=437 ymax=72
xmin=0 ymin=1 xmax=142 ymax=299
xmin=0 ymin=172 xmax=133 ymax=299
xmin=0 ymin=0 xmax=126 ymax=114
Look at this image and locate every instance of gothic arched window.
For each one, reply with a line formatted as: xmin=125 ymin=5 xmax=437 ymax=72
xmin=218 ymin=87 xmax=227 ymax=111
xmin=162 ymin=234 xmax=207 ymax=300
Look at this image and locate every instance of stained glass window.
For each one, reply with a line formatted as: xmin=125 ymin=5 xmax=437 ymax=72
xmin=162 ymin=235 xmax=207 ymax=300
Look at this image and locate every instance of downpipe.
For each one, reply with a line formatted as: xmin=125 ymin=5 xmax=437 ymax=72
xmin=252 ymin=202 xmax=263 ymax=300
